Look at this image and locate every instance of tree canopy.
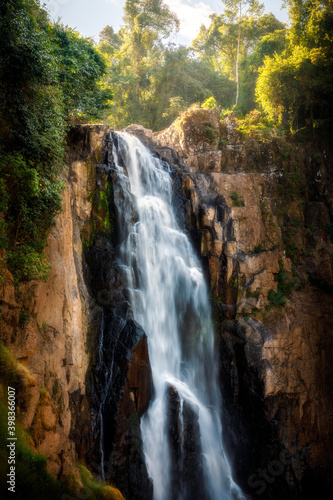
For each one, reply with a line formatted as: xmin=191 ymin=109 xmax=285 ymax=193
xmin=1 ymin=0 xmax=333 ymax=286
xmin=0 ymin=0 xmax=111 ymax=283
xmin=256 ymin=0 xmax=333 ymax=133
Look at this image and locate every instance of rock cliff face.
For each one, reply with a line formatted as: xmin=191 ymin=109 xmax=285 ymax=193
xmin=1 ymin=114 xmax=332 ymax=500
xmin=124 ymin=109 xmax=333 ymax=499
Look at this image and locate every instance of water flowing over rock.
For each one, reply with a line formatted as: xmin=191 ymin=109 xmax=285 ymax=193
xmin=1 ymin=116 xmax=332 ymax=500
xmin=124 ymin=109 xmax=333 ymax=500
xmin=111 ymin=132 xmax=244 ymax=500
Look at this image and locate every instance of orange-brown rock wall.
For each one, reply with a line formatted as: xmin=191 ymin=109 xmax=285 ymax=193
xmin=0 ymin=124 xmax=110 ymax=481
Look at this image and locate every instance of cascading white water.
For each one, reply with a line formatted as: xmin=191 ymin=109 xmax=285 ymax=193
xmin=112 ymin=132 xmax=243 ymax=500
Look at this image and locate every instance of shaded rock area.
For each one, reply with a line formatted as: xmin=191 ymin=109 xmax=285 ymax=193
xmin=166 ymin=385 xmax=207 ymax=500
xmin=124 ymin=108 xmax=333 ymax=499
xmin=67 ymin=127 xmax=154 ymax=499
xmin=108 ymin=323 xmax=153 ymax=500
xmin=0 ymin=123 xmax=151 ymax=499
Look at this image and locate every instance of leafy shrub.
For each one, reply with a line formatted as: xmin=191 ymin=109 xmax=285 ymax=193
xmin=236 ymin=110 xmax=276 ymax=140
xmin=268 ymin=261 xmax=296 ymax=307
xmin=230 ymin=191 xmax=245 ymax=207
xmin=51 ymin=23 xmax=113 ymax=122
xmin=268 ymin=288 xmax=286 ymax=307
xmin=204 ymin=121 xmax=218 ymax=142
xmin=202 ymin=97 xmax=218 ymax=109
xmin=6 ymin=246 xmax=51 ymax=283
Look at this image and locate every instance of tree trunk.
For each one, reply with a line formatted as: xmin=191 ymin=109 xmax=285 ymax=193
xmin=235 ymin=3 xmax=242 ymax=106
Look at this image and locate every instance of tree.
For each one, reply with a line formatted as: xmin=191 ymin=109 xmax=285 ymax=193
xmin=99 ymin=0 xmax=181 ymax=128
xmin=238 ymin=22 xmax=286 ymax=113
xmin=256 ymin=0 xmax=333 ymax=133
xmin=192 ymin=8 xmax=285 ymax=108
xmin=0 ymin=0 xmax=65 ymax=281
xmin=193 ymin=14 xmax=240 ymax=78
xmin=221 ymin=0 xmax=264 ymax=105
xmin=122 ymin=0 xmax=179 ymax=96
xmin=0 ymin=0 xmax=112 ymax=282
xmin=147 ymin=46 xmax=235 ymax=130
xmin=51 ymin=24 xmax=113 ymax=122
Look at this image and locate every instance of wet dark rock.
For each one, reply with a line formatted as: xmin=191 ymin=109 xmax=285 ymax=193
xmin=182 ymin=400 xmax=207 ymax=500
xmin=167 ymin=385 xmax=183 ymax=498
xmin=69 ymin=131 xmax=153 ymax=498
xmin=166 ymin=384 xmax=207 ymax=500
xmin=107 ymin=320 xmax=153 ymax=500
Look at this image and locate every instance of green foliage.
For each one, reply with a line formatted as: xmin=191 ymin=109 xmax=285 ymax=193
xmin=238 ymin=28 xmax=286 ymax=113
xmin=0 ymin=342 xmax=122 ymax=498
xmin=246 ymin=287 xmax=260 ymax=298
xmin=0 ymin=342 xmax=19 ymax=387
xmin=204 ymin=121 xmax=219 ymax=142
xmin=0 ymin=398 xmax=66 ymax=500
xmin=193 ymin=6 xmax=276 ymax=79
xmin=236 ymin=109 xmax=277 ymax=140
xmin=99 ymin=0 xmax=179 ymax=129
xmin=252 ymin=244 xmax=264 ymax=254
xmin=268 ymin=261 xmax=296 ymax=307
xmin=97 ymin=0 xmax=236 ymax=130
xmin=230 ymin=191 xmax=245 ymax=207
xmin=77 ymin=463 xmax=124 ymax=499
xmin=19 ymin=310 xmax=30 ymax=328
xmin=268 ymin=288 xmax=286 ymax=307
xmin=6 ymin=246 xmax=51 ymax=283
xmin=202 ymin=97 xmax=218 ymax=109
xmin=0 ymin=1 xmax=111 ymax=284
xmin=51 ymin=24 xmax=113 ymax=122
xmin=162 ymin=97 xmax=187 ymax=121
xmin=256 ymin=1 xmax=333 ymax=134
xmin=101 ymin=35 xmax=235 ymax=130
xmin=0 ymin=0 xmax=65 ymax=161
xmin=192 ymin=4 xmax=283 ymax=106
xmin=0 ymin=153 xmax=64 ymax=252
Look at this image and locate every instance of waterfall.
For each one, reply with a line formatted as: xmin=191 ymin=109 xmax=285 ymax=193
xmin=112 ymin=132 xmax=243 ymax=500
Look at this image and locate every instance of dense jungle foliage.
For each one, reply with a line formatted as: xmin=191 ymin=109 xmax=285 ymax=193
xmin=0 ymin=0 xmax=112 ymax=283
xmin=0 ymin=0 xmax=332 ymax=285
xmin=100 ymin=0 xmax=333 ymax=135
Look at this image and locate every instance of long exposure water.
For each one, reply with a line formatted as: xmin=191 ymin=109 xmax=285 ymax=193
xmin=112 ymin=132 xmax=243 ymax=500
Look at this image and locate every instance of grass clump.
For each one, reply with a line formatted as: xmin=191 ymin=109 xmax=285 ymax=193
xmin=252 ymin=244 xmax=265 ymax=254
xmin=77 ymin=464 xmax=125 ymax=500
xmin=0 ymin=341 xmax=19 ymax=388
xmin=230 ymin=191 xmax=245 ymax=207
xmin=204 ymin=121 xmax=219 ymax=142
xmin=19 ymin=310 xmax=30 ymax=328
xmin=268 ymin=261 xmax=296 ymax=308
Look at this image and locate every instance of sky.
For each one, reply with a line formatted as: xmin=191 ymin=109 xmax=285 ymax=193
xmin=44 ymin=0 xmax=289 ymax=45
